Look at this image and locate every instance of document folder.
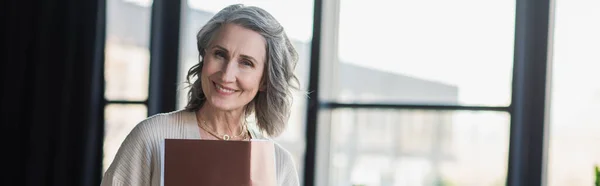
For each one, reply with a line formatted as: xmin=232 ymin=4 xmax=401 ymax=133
xmin=161 ymin=139 xmax=276 ymax=186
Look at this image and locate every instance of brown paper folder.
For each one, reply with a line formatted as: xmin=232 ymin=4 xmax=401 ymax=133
xmin=161 ymin=139 xmax=276 ymax=186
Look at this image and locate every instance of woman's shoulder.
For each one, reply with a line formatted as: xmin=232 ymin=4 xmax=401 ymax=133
xmin=142 ymin=109 xmax=193 ymax=123
xmin=125 ymin=109 xmax=195 ymax=141
xmin=135 ymin=109 xmax=193 ymax=130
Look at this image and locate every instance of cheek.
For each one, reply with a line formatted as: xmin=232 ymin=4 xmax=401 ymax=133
xmin=201 ymin=61 xmax=221 ymax=81
xmin=241 ymin=71 xmax=264 ymax=93
xmin=239 ymin=79 xmax=260 ymax=93
xmin=201 ymin=60 xmax=217 ymax=74
xmin=200 ymin=63 xmax=214 ymax=90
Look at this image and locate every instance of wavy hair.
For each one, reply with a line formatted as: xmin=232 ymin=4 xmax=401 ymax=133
xmin=185 ymin=4 xmax=300 ymax=137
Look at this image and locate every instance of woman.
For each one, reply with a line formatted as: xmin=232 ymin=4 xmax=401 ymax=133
xmin=101 ymin=4 xmax=300 ymax=186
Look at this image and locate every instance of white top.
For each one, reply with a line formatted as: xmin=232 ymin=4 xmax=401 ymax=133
xmin=100 ymin=110 xmax=299 ymax=186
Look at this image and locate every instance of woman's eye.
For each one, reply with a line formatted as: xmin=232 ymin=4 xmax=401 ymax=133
xmin=214 ymin=51 xmax=226 ymax=58
xmin=241 ymin=60 xmax=254 ymax=67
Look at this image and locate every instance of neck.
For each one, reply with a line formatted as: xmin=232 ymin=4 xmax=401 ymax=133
xmin=197 ymin=103 xmax=246 ymax=136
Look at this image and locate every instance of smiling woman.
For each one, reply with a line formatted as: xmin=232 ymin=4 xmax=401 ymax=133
xmin=186 ymin=4 xmax=300 ymax=138
xmin=101 ymin=4 xmax=301 ymax=186
xmin=198 ymin=24 xmax=267 ymax=117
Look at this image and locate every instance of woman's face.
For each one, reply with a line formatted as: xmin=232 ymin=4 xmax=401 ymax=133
xmin=201 ymin=23 xmax=266 ymax=112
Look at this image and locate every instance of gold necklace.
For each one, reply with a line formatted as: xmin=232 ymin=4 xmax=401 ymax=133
xmin=197 ymin=116 xmax=248 ymax=140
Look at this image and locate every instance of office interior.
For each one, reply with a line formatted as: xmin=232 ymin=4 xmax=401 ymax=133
xmin=3 ymin=0 xmax=599 ymax=185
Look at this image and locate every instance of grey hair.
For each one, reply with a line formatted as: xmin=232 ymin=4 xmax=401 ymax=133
xmin=185 ymin=4 xmax=300 ymax=137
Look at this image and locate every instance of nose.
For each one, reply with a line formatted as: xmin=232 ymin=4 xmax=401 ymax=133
xmin=219 ymin=60 xmax=236 ymax=83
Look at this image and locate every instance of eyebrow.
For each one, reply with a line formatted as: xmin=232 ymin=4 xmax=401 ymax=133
xmin=212 ymin=45 xmax=259 ymax=64
xmin=240 ymin=54 xmax=258 ymax=64
xmin=212 ymin=45 xmax=229 ymax=54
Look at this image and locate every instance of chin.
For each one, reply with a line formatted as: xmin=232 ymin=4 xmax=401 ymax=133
xmin=207 ymin=99 xmax=241 ymax=111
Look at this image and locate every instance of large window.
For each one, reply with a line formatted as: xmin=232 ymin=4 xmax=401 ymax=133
xmin=177 ymin=1 xmax=315 ymax=183
xmin=315 ymin=0 xmax=516 ymax=185
xmin=547 ymin=0 xmax=600 ymax=185
xmin=334 ymin=0 xmax=515 ymax=106
xmin=102 ymin=0 xmax=152 ymax=172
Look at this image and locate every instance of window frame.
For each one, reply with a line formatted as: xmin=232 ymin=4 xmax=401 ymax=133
xmin=304 ymin=0 xmax=553 ymax=186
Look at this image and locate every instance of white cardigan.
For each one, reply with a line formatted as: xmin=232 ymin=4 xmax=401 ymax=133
xmin=100 ymin=110 xmax=299 ymax=186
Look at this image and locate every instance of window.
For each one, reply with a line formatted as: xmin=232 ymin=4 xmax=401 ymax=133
xmin=315 ymin=0 xmax=516 ymax=185
xmin=102 ymin=0 xmax=152 ymax=172
xmin=329 ymin=109 xmax=509 ymax=185
xmin=332 ymin=0 xmax=515 ymax=106
xmin=177 ymin=1 xmax=315 ymax=183
xmin=547 ymin=0 xmax=600 ymax=185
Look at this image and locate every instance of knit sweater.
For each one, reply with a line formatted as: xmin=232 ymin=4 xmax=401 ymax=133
xmin=100 ymin=110 xmax=299 ymax=186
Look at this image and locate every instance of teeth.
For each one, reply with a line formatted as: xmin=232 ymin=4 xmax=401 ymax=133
xmin=216 ymin=84 xmax=235 ymax=93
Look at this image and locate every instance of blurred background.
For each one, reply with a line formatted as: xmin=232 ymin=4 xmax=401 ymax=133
xmin=3 ymin=0 xmax=599 ymax=186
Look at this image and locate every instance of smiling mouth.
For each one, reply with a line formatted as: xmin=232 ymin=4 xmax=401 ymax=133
xmin=213 ymin=82 xmax=237 ymax=94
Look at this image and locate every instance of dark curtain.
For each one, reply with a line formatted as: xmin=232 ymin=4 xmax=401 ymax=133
xmin=2 ymin=0 xmax=105 ymax=185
